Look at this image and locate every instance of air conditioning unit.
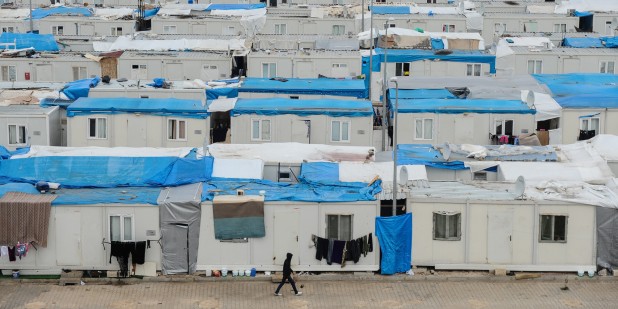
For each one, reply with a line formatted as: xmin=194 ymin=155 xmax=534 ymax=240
xmin=567 ymin=9 xmax=576 ymax=16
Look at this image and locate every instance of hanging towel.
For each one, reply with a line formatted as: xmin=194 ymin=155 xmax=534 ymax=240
xmin=132 ymin=241 xmax=147 ymax=265
xmin=327 ymin=239 xmax=334 ymax=265
xmin=8 ymin=246 xmax=16 ymax=262
xmin=331 ymin=240 xmax=346 ymax=265
xmin=0 ymin=246 xmax=8 ymax=256
xmin=368 ymin=233 xmax=373 ymax=252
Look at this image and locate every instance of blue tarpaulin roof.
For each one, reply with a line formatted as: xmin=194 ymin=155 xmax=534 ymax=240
xmin=0 ymin=33 xmax=59 ymax=51
xmin=30 ymin=6 xmax=92 ymax=19
xmin=239 ymin=78 xmax=368 ymax=99
xmin=601 ymin=36 xmax=618 ymax=48
xmin=562 ymin=37 xmax=604 ymax=48
xmin=388 ymin=89 xmax=456 ymax=99
xmin=39 ymin=98 xmax=75 ymax=108
xmin=533 ymin=74 xmax=618 ymax=109
xmin=231 ymin=98 xmax=374 ymax=117
xmin=206 ymin=88 xmax=239 ymax=100
xmin=391 ymin=99 xmax=535 ymax=114
xmin=205 ymin=4 xmax=265 ymax=11
xmin=371 ymin=6 xmax=410 ymax=14
xmin=397 ymin=144 xmax=466 ymax=170
xmin=60 ymin=77 xmax=100 ymax=100
xmin=573 ymin=11 xmax=593 ymax=17
xmin=67 ymin=97 xmax=209 ymax=119
xmin=0 ymin=183 xmax=39 ymax=198
xmin=375 ymin=213 xmax=412 ymax=275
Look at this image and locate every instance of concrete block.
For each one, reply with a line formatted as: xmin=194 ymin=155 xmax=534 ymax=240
xmin=494 ymin=268 xmax=507 ymax=276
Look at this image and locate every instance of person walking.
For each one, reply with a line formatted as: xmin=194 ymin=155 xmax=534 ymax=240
xmin=274 ymin=253 xmax=302 ymax=296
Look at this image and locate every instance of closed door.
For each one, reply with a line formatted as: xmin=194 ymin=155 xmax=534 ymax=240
xmin=487 ymin=209 xmax=513 ymax=264
xmin=162 ymin=224 xmax=189 ymax=274
xmin=562 ymin=58 xmax=580 ymax=73
xmin=35 ymin=64 xmax=53 ymax=82
xmin=273 ymin=209 xmax=299 ymax=265
xmin=127 ymin=117 xmax=147 ymax=146
xmin=454 ymin=117 xmax=474 ymax=144
xmin=166 ymin=63 xmax=184 ymax=80
xmin=295 ymin=62 xmax=313 ymax=78
xmin=291 ymin=120 xmax=310 ymax=143
xmin=56 ymin=210 xmax=82 ymax=266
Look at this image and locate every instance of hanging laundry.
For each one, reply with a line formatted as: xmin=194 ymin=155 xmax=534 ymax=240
xmin=110 ymin=241 xmax=132 ymax=277
xmin=132 ymin=241 xmax=147 ymax=265
xmin=368 ymin=233 xmax=373 ymax=252
xmin=312 ymin=235 xmax=329 ymax=261
xmin=331 ymin=240 xmax=346 ymax=265
xmin=15 ymin=242 xmax=28 ymax=259
xmin=327 ymin=239 xmax=334 ymax=265
xmin=8 ymin=246 xmax=16 ymax=262
xmin=0 ymin=246 xmax=8 ymax=256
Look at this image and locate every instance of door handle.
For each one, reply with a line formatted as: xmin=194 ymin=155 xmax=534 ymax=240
xmin=509 ymin=235 xmax=512 ymax=241
xmin=296 ymin=236 xmax=298 ymax=242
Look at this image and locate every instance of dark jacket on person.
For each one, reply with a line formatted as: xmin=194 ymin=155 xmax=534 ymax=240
xmin=282 ymin=253 xmax=293 ymax=277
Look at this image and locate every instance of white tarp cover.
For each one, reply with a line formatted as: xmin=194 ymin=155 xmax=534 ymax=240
xmin=533 ymin=180 xmax=618 ymax=208
xmin=240 ymin=14 xmax=266 ymax=37
xmin=464 ymin=11 xmax=483 ymax=31
xmin=212 ymin=158 xmax=263 ymax=179
xmin=0 ymin=8 xmax=30 ymax=19
xmin=526 ymin=5 xmax=556 ymax=14
xmin=97 ymin=36 xmax=247 ymax=52
xmin=210 ymin=8 xmax=266 ymax=17
xmin=589 ymin=135 xmax=618 ymax=161
xmin=449 ymin=143 xmax=555 ymax=160
xmin=521 ymin=90 xmax=562 ymax=122
xmin=555 ymin=0 xmax=618 ymax=14
xmin=496 ymin=37 xmax=554 ymax=58
xmin=11 ymin=145 xmax=194 ymax=159
xmin=156 ymin=8 xmax=192 ymax=16
xmin=338 ymin=162 xmax=427 ymax=183
xmin=207 ymin=98 xmax=237 ymax=112
xmin=160 ymin=4 xmax=211 ymax=11
xmin=94 ymin=8 xmax=134 ymax=20
xmin=204 ymin=143 xmax=375 ymax=164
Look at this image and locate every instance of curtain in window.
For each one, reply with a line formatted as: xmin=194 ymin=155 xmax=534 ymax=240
xmin=415 ymin=119 xmax=423 ymax=139
xmin=341 ymin=122 xmax=349 ymax=141
xmin=168 ymin=120 xmax=176 ymax=139
xmin=332 ymin=121 xmax=341 ymax=141
xmin=97 ymin=119 xmax=106 ymax=138
xmin=261 ymin=120 xmax=270 ymax=140
xmin=110 ymin=216 xmax=121 ymax=241
xmin=327 ymin=215 xmax=339 ymax=239
xmin=424 ymin=119 xmax=432 ymax=139
xmin=448 ymin=214 xmax=459 ymax=238
xmin=252 ymin=120 xmax=259 ymax=139
xmin=179 ymin=121 xmax=186 ymax=139
xmin=123 ymin=216 xmax=132 ymax=241
xmin=434 ymin=214 xmax=446 ymax=239
xmin=8 ymin=125 xmax=16 ymax=144
xmin=540 ymin=215 xmax=552 ymax=241
xmin=340 ymin=215 xmax=351 ymax=241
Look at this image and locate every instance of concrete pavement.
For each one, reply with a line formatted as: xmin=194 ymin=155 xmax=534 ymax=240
xmin=1 ymin=277 xmax=616 ymax=309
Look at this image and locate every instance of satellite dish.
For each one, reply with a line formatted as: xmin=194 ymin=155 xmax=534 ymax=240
xmin=514 ymin=176 xmax=526 ymax=200
xmin=443 ymin=143 xmax=452 ymax=161
xmin=526 ymin=90 xmax=535 ymax=107
xmin=496 ymin=24 xmax=505 ymax=37
xmin=399 ymin=166 xmax=409 ymax=187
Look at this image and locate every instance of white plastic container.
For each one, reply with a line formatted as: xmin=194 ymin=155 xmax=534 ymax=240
xmin=205 ymin=269 xmax=212 ymax=277
xmin=221 ymin=267 xmax=228 ymax=277
xmin=587 ymin=269 xmax=595 ymax=277
xmin=232 ymin=270 xmax=238 ymax=277
xmin=245 ymin=269 xmax=251 ymax=277
xmin=577 ymin=270 xmax=585 ymax=277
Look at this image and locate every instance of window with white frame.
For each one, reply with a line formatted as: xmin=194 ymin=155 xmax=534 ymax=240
xmin=327 ymin=214 xmax=352 ymax=241
xmin=274 ymin=24 xmax=287 ymax=35
xmin=527 ymin=60 xmax=542 ymax=74
xmin=415 ymin=118 xmax=433 ymax=140
xmin=466 ymin=64 xmax=481 ymax=76
xmin=167 ymin=119 xmax=187 ymax=140
xmin=600 ymin=61 xmax=615 ymax=74
xmin=72 ymin=66 xmax=87 ymax=80
xmin=261 ymin=63 xmax=276 ymax=78
xmin=539 ymin=214 xmax=567 ymax=243
xmin=433 ymin=212 xmax=461 ymax=241
xmin=495 ymin=119 xmax=514 ymax=136
xmin=442 ymin=24 xmax=455 ymax=32
xmin=554 ymin=23 xmax=567 ymax=32
xmin=332 ymin=25 xmax=345 ymax=35
xmin=52 ymin=26 xmax=64 ymax=35
xmin=8 ymin=124 xmax=26 ymax=145
xmin=88 ymin=117 xmax=107 ymax=139
xmin=111 ymin=27 xmax=123 ymax=36
xmin=332 ymin=63 xmax=347 ymax=69
xmin=251 ymin=119 xmax=271 ymax=141
xmin=523 ymin=21 xmax=537 ymax=32
xmin=131 ymin=64 xmax=147 ymax=80
xmin=396 ymin=63 xmax=411 ymax=76
xmin=606 ymin=21 xmax=615 ymax=35
xmin=1 ymin=26 xmax=15 ymax=33
xmin=163 ymin=25 xmax=177 ymax=34
xmin=580 ymin=117 xmax=600 ymax=134
xmin=1 ymin=65 xmax=16 ymax=81
xmin=331 ymin=120 xmax=350 ymax=142
xmin=109 ymin=214 xmax=134 ymax=242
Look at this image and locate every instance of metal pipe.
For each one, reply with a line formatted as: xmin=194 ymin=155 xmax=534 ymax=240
xmin=29 ymin=0 xmax=33 ymax=33
xmin=390 ymin=77 xmax=399 ymax=216
xmin=368 ymin=1 xmax=373 ymax=102
xmin=381 ymin=17 xmax=394 ymax=151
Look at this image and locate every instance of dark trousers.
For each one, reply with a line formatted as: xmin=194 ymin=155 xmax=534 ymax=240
xmin=275 ymin=274 xmax=298 ymax=294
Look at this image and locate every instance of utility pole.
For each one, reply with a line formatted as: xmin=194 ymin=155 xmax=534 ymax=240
xmin=29 ymin=0 xmax=33 ymax=33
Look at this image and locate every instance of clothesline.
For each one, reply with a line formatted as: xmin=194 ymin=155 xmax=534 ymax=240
xmin=311 ymin=233 xmax=374 ymax=267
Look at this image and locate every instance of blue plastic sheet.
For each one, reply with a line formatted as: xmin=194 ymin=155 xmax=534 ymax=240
xmin=533 ymin=74 xmax=618 ymax=108
xmin=0 ymin=146 xmax=10 ymax=160
xmin=51 ymin=187 xmax=161 ymax=205
xmin=431 ymin=38 xmax=445 ymax=50
xmin=298 ymin=162 xmax=340 ymax=185
xmin=375 ymin=213 xmax=412 ymax=275
xmin=0 ymin=33 xmax=59 ymax=51
xmin=30 ymin=6 xmax=92 ymax=19
xmin=147 ymin=78 xmax=166 ymax=88
xmin=388 ymin=89 xmax=456 ymax=99
xmin=67 ymin=98 xmax=209 ymax=119
xmin=562 ymin=37 xmax=604 ymax=48
xmin=371 ymin=6 xmax=410 ymax=15
xmin=144 ymin=7 xmax=160 ymax=18
xmin=397 ymin=144 xmax=466 ymax=170
xmin=232 ymin=98 xmax=374 ymax=117
xmin=601 ymin=36 xmax=618 ymax=48
xmin=205 ymin=4 xmax=265 ymax=11
xmin=60 ymin=77 xmax=100 ymax=100
xmin=0 ymin=156 xmax=212 ymax=188
xmin=39 ymin=98 xmax=74 ymax=108
xmin=391 ymin=99 xmax=535 ymax=114
xmin=0 ymin=183 xmax=39 ymax=198
xmin=206 ymin=88 xmax=239 ymax=100
xmin=202 ymin=178 xmax=381 ymax=202
xmin=363 ymin=49 xmax=496 ymax=74
xmin=239 ymin=78 xmax=368 ymax=98
xmin=573 ymin=11 xmax=593 ymax=17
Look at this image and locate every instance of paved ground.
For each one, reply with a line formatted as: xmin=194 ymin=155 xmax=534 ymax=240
xmin=0 ymin=279 xmax=616 ymax=309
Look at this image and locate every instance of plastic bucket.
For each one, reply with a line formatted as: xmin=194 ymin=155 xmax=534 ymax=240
xmin=205 ymin=269 xmax=212 ymax=277
xmin=232 ymin=270 xmax=238 ymax=277
xmin=250 ymin=268 xmax=256 ymax=277
xmin=245 ymin=269 xmax=251 ymax=277
xmin=587 ymin=270 xmax=595 ymax=277
xmin=12 ymin=271 xmax=19 ymax=279
xmin=577 ymin=270 xmax=585 ymax=277
xmin=221 ymin=267 xmax=228 ymax=277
